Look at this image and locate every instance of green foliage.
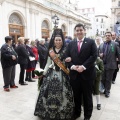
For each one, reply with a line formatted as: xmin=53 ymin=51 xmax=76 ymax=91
xmin=34 ymin=70 xmax=43 ymax=76
xmin=34 ymin=70 xmax=44 ymax=90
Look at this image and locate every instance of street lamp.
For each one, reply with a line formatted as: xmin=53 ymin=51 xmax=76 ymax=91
xmin=52 ymin=14 xmax=59 ymax=29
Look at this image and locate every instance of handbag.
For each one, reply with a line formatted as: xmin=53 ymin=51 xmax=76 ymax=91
xmin=29 ymin=56 xmax=35 ymax=61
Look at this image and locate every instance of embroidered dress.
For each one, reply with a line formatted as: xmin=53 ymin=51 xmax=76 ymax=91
xmin=34 ymin=48 xmax=74 ymax=120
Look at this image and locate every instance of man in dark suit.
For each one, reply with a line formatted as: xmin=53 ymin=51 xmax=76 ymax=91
xmin=111 ymin=32 xmax=120 ymax=84
xmin=99 ymin=32 xmax=120 ymax=97
xmin=65 ymin=23 xmax=97 ymax=120
xmin=37 ymin=39 xmax=48 ymax=69
xmin=16 ymin=37 xmax=29 ymax=85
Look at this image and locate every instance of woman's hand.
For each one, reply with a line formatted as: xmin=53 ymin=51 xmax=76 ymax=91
xmin=65 ymin=57 xmax=72 ymax=62
xmin=39 ymin=75 xmax=43 ymax=79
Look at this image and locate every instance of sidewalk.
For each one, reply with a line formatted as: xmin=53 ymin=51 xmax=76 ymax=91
xmin=0 ymin=64 xmax=120 ymax=120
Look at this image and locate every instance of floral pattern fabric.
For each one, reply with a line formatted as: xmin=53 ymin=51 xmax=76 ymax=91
xmin=34 ymin=68 xmax=74 ymax=120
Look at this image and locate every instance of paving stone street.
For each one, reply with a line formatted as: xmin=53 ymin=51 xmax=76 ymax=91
xmin=0 ymin=64 xmax=120 ymax=120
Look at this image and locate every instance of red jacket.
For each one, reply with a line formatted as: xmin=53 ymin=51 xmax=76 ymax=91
xmin=31 ymin=46 xmax=38 ymax=60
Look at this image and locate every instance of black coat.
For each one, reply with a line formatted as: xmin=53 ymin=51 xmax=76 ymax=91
xmin=66 ymin=38 xmax=97 ymax=81
xmin=1 ymin=44 xmax=18 ymax=69
xmin=37 ymin=44 xmax=48 ymax=60
xmin=26 ymin=45 xmax=35 ymax=70
xmin=16 ymin=44 xmax=29 ymax=65
xmin=37 ymin=44 xmax=48 ymax=68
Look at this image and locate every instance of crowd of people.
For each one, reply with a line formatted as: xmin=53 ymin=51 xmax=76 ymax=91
xmin=0 ymin=23 xmax=120 ymax=120
xmin=0 ymin=36 xmax=49 ymax=88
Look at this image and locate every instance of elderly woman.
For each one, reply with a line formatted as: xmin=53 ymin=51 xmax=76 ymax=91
xmin=16 ymin=37 xmax=29 ymax=85
xmin=37 ymin=39 xmax=48 ymax=69
xmin=95 ymin=37 xmax=103 ymax=48
xmin=24 ymin=38 xmax=35 ymax=82
xmin=31 ymin=40 xmax=39 ymax=79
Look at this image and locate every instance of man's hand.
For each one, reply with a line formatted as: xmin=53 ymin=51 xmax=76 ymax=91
xmin=77 ymin=66 xmax=84 ymax=73
xmin=72 ymin=65 xmax=79 ymax=71
xmin=65 ymin=57 xmax=72 ymax=62
xmin=118 ymin=64 xmax=120 ymax=68
xmin=116 ymin=58 xmax=119 ymax=61
xmin=99 ymin=53 xmax=103 ymax=58
xmin=12 ymin=55 xmax=16 ymax=60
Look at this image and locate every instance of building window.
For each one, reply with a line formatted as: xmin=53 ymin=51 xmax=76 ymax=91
xmin=9 ymin=13 xmax=23 ymax=25
xmin=96 ymin=18 xmax=98 ymax=22
xmin=117 ymin=13 xmax=120 ymax=22
xmin=101 ymin=31 xmax=102 ymax=35
xmin=82 ymin=9 xmax=85 ymax=12
xmin=41 ymin=20 xmax=49 ymax=38
xmin=101 ymin=25 xmax=102 ymax=28
xmin=42 ymin=20 xmax=49 ymax=29
xmin=101 ymin=18 xmax=103 ymax=23
xmin=103 ymin=31 xmax=104 ymax=35
xmin=118 ymin=1 xmax=120 ymax=6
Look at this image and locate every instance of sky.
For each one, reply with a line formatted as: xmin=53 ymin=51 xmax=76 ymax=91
xmin=78 ymin=0 xmax=111 ymax=15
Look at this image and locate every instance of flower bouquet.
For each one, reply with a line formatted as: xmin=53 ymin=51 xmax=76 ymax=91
xmin=34 ymin=68 xmax=44 ymax=90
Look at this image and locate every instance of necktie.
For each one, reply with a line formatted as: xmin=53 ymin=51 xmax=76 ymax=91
xmin=78 ymin=40 xmax=82 ymax=53
xmin=104 ymin=43 xmax=108 ymax=56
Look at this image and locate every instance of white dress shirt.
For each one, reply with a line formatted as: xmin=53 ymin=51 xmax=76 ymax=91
xmin=71 ymin=37 xmax=86 ymax=70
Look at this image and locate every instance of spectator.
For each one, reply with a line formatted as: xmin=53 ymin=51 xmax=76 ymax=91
xmin=111 ymin=32 xmax=120 ymax=84
xmin=37 ymin=39 xmax=48 ymax=69
xmin=16 ymin=37 xmax=29 ymax=85
xmin=45 ymin=38 xmax=50 ymax=48
xmin=24 ymin=38 xmax=35 ymax=82
xmin=94 ymin=57 xmax=104 ymax=110
xmin=1 ymin=36 xmax=18 ymax=92
xmin=99 ymin=32 xmax=120 ymax=98
xmin=65 ymin=36 xmax=72 ymax=47
xmin=31 ymin=40 xmax=39 ymax=79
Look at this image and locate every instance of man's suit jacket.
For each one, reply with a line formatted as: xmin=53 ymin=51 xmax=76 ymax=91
xmin=115 ymin=39 xmax=120 ymax=48
xmin=99 ymin=41 xmax=120 ymax=70
xmin=66 ymin=38 xmax=97 ymax=81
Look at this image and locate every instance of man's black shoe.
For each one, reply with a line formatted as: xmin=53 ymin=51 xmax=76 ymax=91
xmin=84 ymin=118 xmax=90 ymax=120
xmin=97 ymin=104 xmax=101 ymax=110
xmin=19 ymin=82 xmax=28 ymax=85
xmin=112 ymin=81 xmax=115 ymax=84
xmin=105 ymin=93 xmax=110 ymax=98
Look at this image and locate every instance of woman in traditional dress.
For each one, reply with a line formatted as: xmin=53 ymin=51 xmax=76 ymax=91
xmin=34 ymin=29 xmax=74 ymax=120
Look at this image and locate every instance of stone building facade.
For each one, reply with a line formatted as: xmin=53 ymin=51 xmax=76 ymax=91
xmin=111 ymin=0 xmax=120 ymax=31
xmin=0 ymin=0 xmax=91 ymax=46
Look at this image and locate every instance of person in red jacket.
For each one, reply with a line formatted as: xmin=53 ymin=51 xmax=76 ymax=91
xmin=31 ymin=40 xmax=39 ymax=79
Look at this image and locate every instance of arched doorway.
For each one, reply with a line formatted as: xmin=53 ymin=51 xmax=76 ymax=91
xmin=41 ymin=20 xmax=49 ymax=38
xmin=61 ymin=24 xmax=67 ymax=37
xmin=9 ymin=13 xmax=24 ymax=44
